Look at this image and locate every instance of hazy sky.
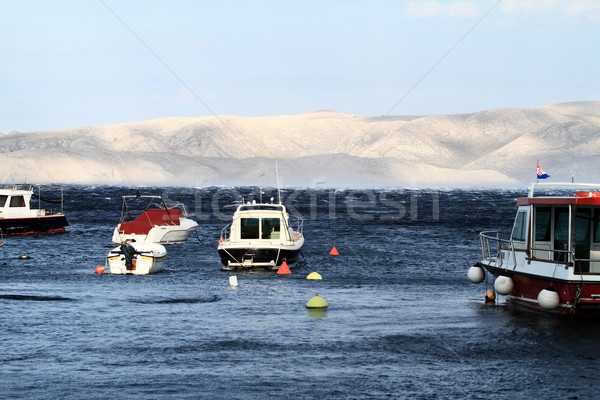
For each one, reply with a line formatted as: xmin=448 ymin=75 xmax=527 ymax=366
xmin=2 ymin=0 xmax=599 ymax=132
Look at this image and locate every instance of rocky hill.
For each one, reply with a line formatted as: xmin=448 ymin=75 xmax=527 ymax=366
xmin=1 ymin=101 xmax=598 ymax=187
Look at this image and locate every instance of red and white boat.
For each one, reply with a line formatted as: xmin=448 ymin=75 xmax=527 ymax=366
xmin=469 ymin=182 xmax=600 ymax=318
xmin=107 ymin=242 xmax=167 ymax=275
xmin=111 ymin=194 xmax=198 ymax=244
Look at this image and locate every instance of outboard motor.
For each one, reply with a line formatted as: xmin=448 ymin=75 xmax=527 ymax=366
xmin=120 ymin=243 xmax=137 ymax=269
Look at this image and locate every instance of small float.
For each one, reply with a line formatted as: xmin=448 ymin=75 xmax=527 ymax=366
xmin=111 ymin=194 xmax=198 ymax=244
xmin=107 ymin=242 xmax=167 ymax=275
xmin=0 ymin=184 xmax=69 ymax=235
xmin=471 ymin=182 xmax=600 ymax=318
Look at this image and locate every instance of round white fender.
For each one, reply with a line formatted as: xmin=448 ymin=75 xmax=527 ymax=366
xmin=538 ymin=288 xmax=560 ymax=310
xmin=467 ymin=265 xmax=486 ymax=284
xmin=494 ymin=275 xmax=514 ymax=295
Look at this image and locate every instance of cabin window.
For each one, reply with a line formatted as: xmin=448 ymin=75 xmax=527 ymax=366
xmin=240 ymin=218 xmax=260 ymax=239
xmin=534 ymin=206 xmax=552 ymax=241
xmin=261 ymin=218 xmax=281 ymax=239
xmin=9 ymin=196 xmax=26 ymax=207
xmin=511 ymin=210 xmax=528 ymax=242
xmin=553 ymin=207 xmax=570 ymax=260
xmin=0 ymin=195 xmax=7 ymax=207
xmin=594 ymin=210 xmax=600 ymax=243
xmin=575 ymin=209 xmax=592 ymax=244
xmin=575 ymin=209 xmax=592 ymax=272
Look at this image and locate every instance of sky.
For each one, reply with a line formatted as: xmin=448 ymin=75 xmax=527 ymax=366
xmin=1 ymin=0 xmax=599 ymax=132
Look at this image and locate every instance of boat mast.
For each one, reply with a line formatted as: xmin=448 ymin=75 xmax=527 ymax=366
xmin=275 ymin=160 xmax=282 ymax=205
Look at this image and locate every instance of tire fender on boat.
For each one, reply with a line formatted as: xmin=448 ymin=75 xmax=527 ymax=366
xmin=494 ymin=275 xmax=514 ymax=295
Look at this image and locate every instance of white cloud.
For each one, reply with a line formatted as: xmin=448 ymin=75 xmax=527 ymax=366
xmin=502 ymin=0 xmax=600 ymax=18
xmin=501 ymin=0 xmax=558 ymax=14
xmin=405 ymin=1 xmax=479 ymax=19
xmin=564 ymin=0 xmax=600 ymax=18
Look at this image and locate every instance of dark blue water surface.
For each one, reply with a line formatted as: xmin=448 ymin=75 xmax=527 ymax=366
xmin=2 ymin=186 xmax=600 ymax=399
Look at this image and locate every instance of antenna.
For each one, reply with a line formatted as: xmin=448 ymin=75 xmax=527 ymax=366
xmin=275 ymin=160 xmax=282 ymax=205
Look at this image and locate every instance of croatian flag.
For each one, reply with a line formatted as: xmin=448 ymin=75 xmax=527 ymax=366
xmin=537 ymin=162 xmax=550 ymax=179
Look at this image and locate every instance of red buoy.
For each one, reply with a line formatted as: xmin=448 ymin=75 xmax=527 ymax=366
xmin=277 ymin=260 xmax=291 ymax=275
xmin=94 ymin=266 xmax=106 ymax=274
xmin=329 ymin=246 xmax=339 ymax=256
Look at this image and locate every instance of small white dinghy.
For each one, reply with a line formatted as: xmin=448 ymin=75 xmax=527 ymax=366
xmin=107 ymin=242 xmax=167 ymax=275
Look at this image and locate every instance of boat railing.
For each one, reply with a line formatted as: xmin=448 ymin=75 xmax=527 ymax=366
xmin=26 ymin=184 xmax=66 ymax=214
xmin=528 ymin=246 xmax=574 ymax=264
xmin=528 ymin=181 xmax=600 ymax=197
xmin=294 ymin=215 xmax=304 ymax=235
xmin=220 ymin=224 xmax=231 ymax=241
xmin=478 ymin=231 xmax=514 ymax=267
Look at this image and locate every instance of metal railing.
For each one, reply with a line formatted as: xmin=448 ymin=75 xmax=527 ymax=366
xmin=478 ymin=231 xmax=512 ymax=267
xmin=478 ymin=231 xmax=600 ymax=274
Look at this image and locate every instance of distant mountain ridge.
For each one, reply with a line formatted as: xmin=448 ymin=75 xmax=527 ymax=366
xmin=1 ymin=101 xmax=598 ymax=187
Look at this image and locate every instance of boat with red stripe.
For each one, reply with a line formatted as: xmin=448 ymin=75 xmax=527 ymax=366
xmin=469 ymin=182 xmax=600 ymax=318
xmin=0 ymin=184 xmax=69 ymax=235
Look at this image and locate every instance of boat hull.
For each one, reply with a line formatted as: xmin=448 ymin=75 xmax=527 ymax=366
xmin=112 ymin=219 xmax=198 ymax=244
xmin=478 ymin=261 xmax=600 ymax=319
xmin=218 ymin=246 xmax=302 ymax=269
xmin=0 ymin=215 xmax=69 ymax=235
xmin=107 ymin=243 xmax=167 ymax=275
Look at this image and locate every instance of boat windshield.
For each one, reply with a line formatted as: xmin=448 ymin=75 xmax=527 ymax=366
xmin=262 ymin=218 xmax=281 ymax=239
xmin=240 ymin=218 xmax=260 ymax=239
xmin=240 ymin=217 xmax=281 ymax=240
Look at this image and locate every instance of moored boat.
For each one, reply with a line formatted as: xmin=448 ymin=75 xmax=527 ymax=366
xmin=470 ymin=182 xmax=600 ymax=318
xmin=217 ymin=199 xmax=304 ymax=270
xmin=111 ymin=194 xmax=198 ymax=244
xmin=107 ymin=242 xmax=167 ymax=275
xmin=0 ymin=184 xmax=69 ymax=235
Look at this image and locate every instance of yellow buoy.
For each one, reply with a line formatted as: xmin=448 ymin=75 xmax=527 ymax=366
xmin=19 ymin=253 xmax=31 ymax=260
xmin=306 ymin=294 xmax=328 ymax=309
xmin=306 ymin=270 xmax=322 ymax=280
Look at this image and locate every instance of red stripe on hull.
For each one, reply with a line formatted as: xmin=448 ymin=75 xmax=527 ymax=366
xmin=478 ymin=262 xmax=600 ymax=318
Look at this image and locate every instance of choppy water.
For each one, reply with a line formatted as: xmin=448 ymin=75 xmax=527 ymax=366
xmin=2 ymin=186 xmax=600 ymax=399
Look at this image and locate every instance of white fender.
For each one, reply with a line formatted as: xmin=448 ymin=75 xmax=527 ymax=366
xmin=537 ymin=288 xmax=560 ymax=310
xmin=467 ymin=265 xmax=486 ymax=284
xmin=494 ymin=275 xmax=514 ymax=295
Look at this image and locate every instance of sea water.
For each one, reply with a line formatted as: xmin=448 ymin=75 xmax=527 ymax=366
xmin=1 ymin=186 xmax=599 ymax=399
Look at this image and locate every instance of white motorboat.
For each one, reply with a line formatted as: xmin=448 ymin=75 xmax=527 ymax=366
xmin=111 ymin=194 xmax=198 ymax=244
xmin=217 ymin=199 xmax=304 ymax=270
xmin=107 ymin=242 xmax=167 ymax=275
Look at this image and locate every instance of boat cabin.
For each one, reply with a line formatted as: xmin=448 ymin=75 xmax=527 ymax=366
xmin=224 ymin=203 xmax=295 ymax=243
xmin=0 ymin=184 xmax=54 ymax=218
xmin=511 ymin=191 xmax=600 ymax=273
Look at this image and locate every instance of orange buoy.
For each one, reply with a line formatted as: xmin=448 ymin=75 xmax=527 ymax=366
xmin=218 ymin=236 xmax=224 ymax=243
xmin=277 ymin=260 xmax=291 ymax=275
xmin=94 ymin=266 xmax=106 ymax=274
xmin=485 ymin=289 xmax=496 ymax=303
xmin=329 ymin=246 xmax=339 ymax=256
